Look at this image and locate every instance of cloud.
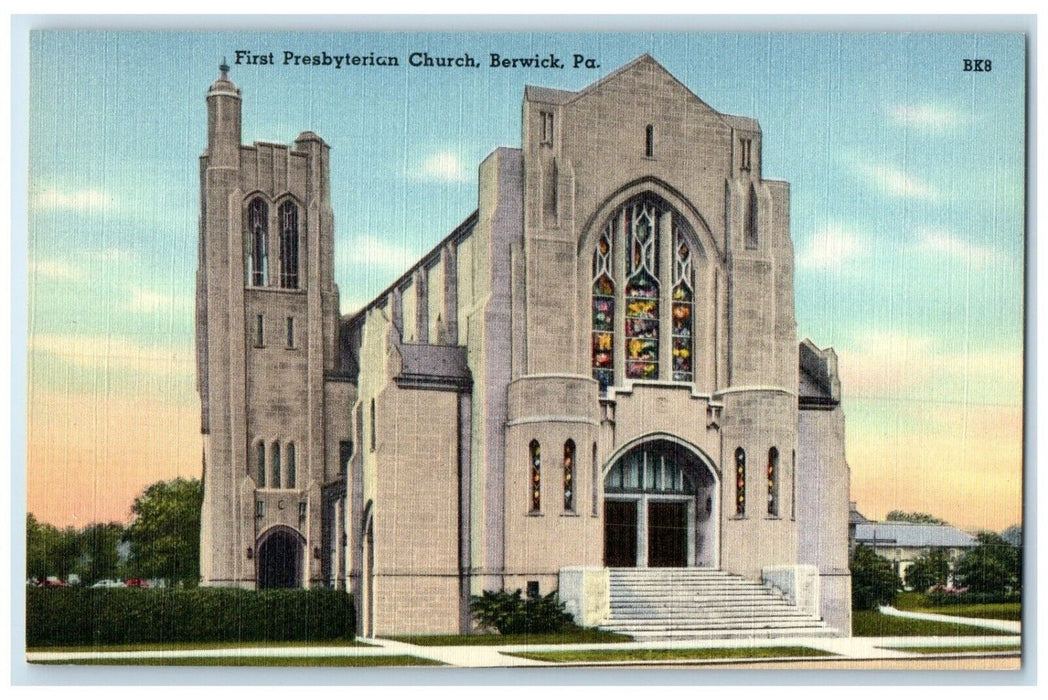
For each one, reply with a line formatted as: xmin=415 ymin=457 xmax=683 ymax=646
xmin=915 ymin=229 xmax=1001 ymax=270
xmin=30 ymin=187 xmax=116 ymax=212
xmin=124 ymin=285 xmax=194 ymax=314
xmin=86 ymin=248 xmax=137 ymax=264
xmin=887 ymin=104 xmax=965 ymax=131
xmin=797 ymin=225 xmax=871 ymax=271
xmin=344 ymin=234 xmax=420 ymax=271
xmin=856 ymin=162 xmax=940 ymax=200
xmin=837 ymin=330 xmax=1023 ymax=402
xmin=29 ymin=259 xmax=82 ymax=282
xmin=30 ymin=334 xmax=193 ymax=375
xmin=415 ymin=150 xmax=470 ymax=182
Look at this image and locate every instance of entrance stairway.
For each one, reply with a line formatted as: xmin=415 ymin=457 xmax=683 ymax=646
xmin=599 ymin=568 xmax=838 ymax=640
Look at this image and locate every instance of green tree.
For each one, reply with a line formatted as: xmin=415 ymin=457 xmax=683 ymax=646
xmin=850 ymin=544 xmax=900 ymax=610
xmin=76 ymin=522 xmax=125 ymax=584
xmin=956 ymin=531 xmax=1020 ymax=594
xmin=123 ymin=478 xmax=203 ymax=586
xmin=26 ymin=513 xmax=80 ymax=582
xmin=905 ymin=548 xmax=950 ymax=592
xmin=885 ymin=510 xmax=948 ymax=525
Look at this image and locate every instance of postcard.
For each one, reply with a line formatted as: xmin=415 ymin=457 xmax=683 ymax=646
xmin=22 ymin=26 xmax=1026 ymax=673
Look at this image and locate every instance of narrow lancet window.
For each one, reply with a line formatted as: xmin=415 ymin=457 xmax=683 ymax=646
xmin=735 ymin=447 xmax=746 ymax=516
xmin=563 ymin=440 xmax=576 ymax=512
xmin=767 ymin=447 xmax=779 ymax=516
xmin=247 ymin=198 xmax=268 ymax=286
xmin=672 ymin=228 xmax=694 ymax=382
xmin=287 ymin=442 xmax=297 ymax=489
xmin=271 ymin=441 xmax=282 ymax=489
xmin=645 ymin=124 xmax=654 ymax=157
xmin=625 ymin=202 xmax=660 ymax=379
xmin=256 ymin=442 xmax=266 ymax=487
xmin=529 ymin=440 xmax=541 ymax=513
xmin=591 ymin=225 xmax=615 ymax=391
xmin=745 ymin=184 xmax=758 ymax=249
xmin=279 ymin=201 xmax=299 ymax=289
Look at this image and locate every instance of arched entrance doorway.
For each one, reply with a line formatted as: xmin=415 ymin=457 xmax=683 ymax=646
xmin=257 ymin=527 xmax=304 ymax=589
xmin=603 ymin=438 xmax=719 ymax=568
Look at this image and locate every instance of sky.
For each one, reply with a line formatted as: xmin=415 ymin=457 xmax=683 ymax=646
xmin=24 ymin=29 xmax=1026 ymax=532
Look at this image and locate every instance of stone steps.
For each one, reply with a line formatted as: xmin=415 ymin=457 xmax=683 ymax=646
xmin=599 ymin=567 xmax=835 ymax=641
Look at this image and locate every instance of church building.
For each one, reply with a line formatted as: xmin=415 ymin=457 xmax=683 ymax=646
xmin=196 ymin=55 xmax=852 ymax=638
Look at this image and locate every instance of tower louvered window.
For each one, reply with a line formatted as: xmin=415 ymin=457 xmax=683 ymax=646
xmin=247 ymin=198 xmax=268 ymax=286
xmin=279 ymin=201 xmax=299 ymax=289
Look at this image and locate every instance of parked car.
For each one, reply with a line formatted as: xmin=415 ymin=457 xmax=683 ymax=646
xmin=39 ymin=577 xmax=69 ymax=587
xmin=123 ymin=578 xmax=150 ymax=588
xmin=90 ymin=579 xmax=126 ymax=588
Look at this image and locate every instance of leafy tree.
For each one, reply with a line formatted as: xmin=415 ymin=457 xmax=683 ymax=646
xmin=850 ymin=544 xmax=900 ymax=610
xmin=123 ymin=478 xmax=203 ymax=586
xmin=76 ymin=522 xmax=125 ymax=584
xmin=905 ymin=548 xmax=950 ymax=592
xmin=26 ymin=513 xmax=81 ymax=582
xmin=885 ymin=510 xmax=948 ymax=525
xmin=956 ymin=531 xmax=1020 ymax=594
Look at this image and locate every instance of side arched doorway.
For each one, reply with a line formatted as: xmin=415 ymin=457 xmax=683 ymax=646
xmin=603 ymin=438 xmax=719 ymax=568
xmin=257 ymin=527 xmax=305 ymax=589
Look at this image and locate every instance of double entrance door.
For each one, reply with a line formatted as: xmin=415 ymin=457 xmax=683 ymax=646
xmin=604 ymin=499 xmax=689 ymax=567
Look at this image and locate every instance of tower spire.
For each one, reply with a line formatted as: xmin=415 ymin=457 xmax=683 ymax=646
xmin=220 ymin=57 xmax=230 ymax=80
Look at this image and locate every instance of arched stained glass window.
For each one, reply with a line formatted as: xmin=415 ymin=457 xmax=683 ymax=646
xmin=529 ymin=440 xmax=541 ymax=513
xmin=247 ymin=198 xmax=268 ymax=286
xmin=672 ymin=229 xmax=694 ymax=382
xmin=591 ymin=225 xmax=615 ymax=391
xmin=767 ymin=447 xmax=779 ymax=516
xmin=287 ymin=442 xmax=297 ymax=489
xmin=256 ymin=441 xmax=266 ymax=487
xmin=735 ymin=447 xmax=746 ymax=516
xmin=271 ymin=441 xmax=282 ymax=490
xmin=564 ymin=440 xmax=576 ymax=512
xmin=279 ymin=201 xmax=299 ymax=289
xmin=625 ymin=201 xmax=660 ymax=379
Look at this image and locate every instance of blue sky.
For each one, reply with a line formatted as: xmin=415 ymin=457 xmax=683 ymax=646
xmin=26 ymin=30 xmax=1026 ymax=529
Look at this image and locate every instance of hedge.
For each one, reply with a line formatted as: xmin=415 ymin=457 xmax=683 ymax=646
xmin=27 ymin=587 xmax=355 ymax=647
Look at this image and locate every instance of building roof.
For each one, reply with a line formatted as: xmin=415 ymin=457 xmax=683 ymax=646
xmin=849 ymin=502 xmax=870 ymax=525
xmin=853 ymin=522 xmax=978 ymax=549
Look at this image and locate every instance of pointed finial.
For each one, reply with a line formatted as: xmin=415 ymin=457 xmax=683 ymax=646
xmin=219 ymin=58 xmax=230 ymax=79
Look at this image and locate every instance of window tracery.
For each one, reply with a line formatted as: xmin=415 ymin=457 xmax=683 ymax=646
xmin=247 ymin=198 xmax=268 ymax=286
xmin=279 ymin=201 xmax=299 ymax=289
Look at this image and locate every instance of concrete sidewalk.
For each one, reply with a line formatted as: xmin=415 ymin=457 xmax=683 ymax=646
xmin=26 ymin=632 xmax=1022 ymax=668
xmin=878 ymin=605 xmax=1022 ymax=634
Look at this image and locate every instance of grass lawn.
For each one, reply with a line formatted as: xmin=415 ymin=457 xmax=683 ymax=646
xmin=878 ymin=644 xmax=1021 ymax=655
xmin=28 ymin=639 xmax=371 ymax=653
xmin=907 ymin=604 xmax=1021 ymax=621
xmin=506 ymin=646 xmax=835 ymax=664
xmin=852 ymin=610 xmax=1013 ymax=637
xmin=31 ymin=654 xmax=442 ymax=667
xmin=390 ymin=628 xmax=631 ymax=646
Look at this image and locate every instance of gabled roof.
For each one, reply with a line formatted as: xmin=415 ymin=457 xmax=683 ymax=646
xmin=525 ymin=54 xmax=757 ymax=132
xmin=854 ymin=522 xmax=978 ymax=549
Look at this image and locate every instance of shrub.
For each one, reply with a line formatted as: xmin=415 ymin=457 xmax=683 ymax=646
xmin=26 ymin=587 xmax=355 ymax=647
xmin=926 ymin=590 xmax=1022 ymax=607
xmin=850 ymin=545 xmax=900 ymax=610
xmin=470 ymin=589 xmax=574 ymax=635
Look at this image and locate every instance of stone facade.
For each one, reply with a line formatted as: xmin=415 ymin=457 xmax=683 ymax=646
xmin=197 ymin=55 xmax=852 ymax=637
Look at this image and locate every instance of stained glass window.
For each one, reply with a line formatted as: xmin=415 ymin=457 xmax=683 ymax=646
xmin=256 ymin=442 xmax=266 ymax=487
xmin=247 ymin=198 xmax=268 ymax=286
xmin=279 ymin=201 xmax=299 ymax=289
xmin=271 ymin=441 xmax=282 ymax=489
xmin=767 ymin=447 xmax=779 ymax=516
xmin=735 ymin=447 xmax=746 ymax=516
xmin=529 ymin=440 xmax=541 ymax=513
xmin=564 ymin=440 xmax=576 ymax=511
xmin=591 ymin=225 xmax=615 ymax=391
xmin=625 ymin=202 xmax=660 ymax=379
xmin=603 ymin=445 xmax=695 ymax=495
xmin=672 ymin=228 xmax=694 ymax=382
